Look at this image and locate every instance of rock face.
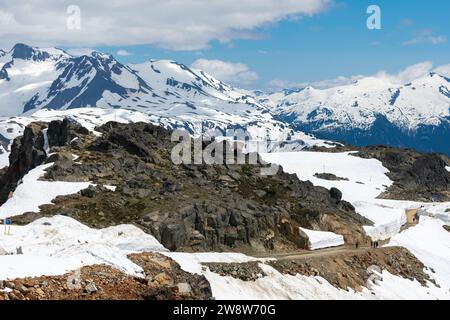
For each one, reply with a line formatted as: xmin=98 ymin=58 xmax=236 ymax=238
xmin=46 ymin=118 xmax=89 ymax=148
xmin=11 ymin=119 xmax=372 ymax=253
xmin=0 ymin=119 xmax=91 ymax=204
xmin=0 ymin=122 xmax=47 ymax=203
xmin=356 ymin=146 xmax=450 ymax=201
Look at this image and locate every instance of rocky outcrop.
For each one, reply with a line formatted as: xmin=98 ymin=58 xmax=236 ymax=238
xmin=314 ymin=173 xmax=349 ymax=181
xmin=355 ymin=146 xmax=450 ymax=201
xmin=0 ymin=253 xmax=212 ymax=300
xmin=46 ymin=118 xmax=89 ymax=148
xmin=0 ymin=133 xmax=9 ymax=151
xmin=0 ymin=118 xmax=91 ymax=204
xmin=12 ymin=120 xmax=372 ymax=253
xmin=0 ymin=122 xmax=47 ymax=203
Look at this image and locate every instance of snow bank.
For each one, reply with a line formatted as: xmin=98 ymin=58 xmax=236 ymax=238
xmin=260 ymin=151 xmax=449 ymax=243
xmin=0 ymin=215 xmax=167 ymax=280
xmin=165 ymin=251 xmax=448 ymax=300
xmin=260 ymin=151 xmax=402 ymax=240
xmin=389 ymin=216 xmax=450 ymax=292
xmin=0 ymin=163 xmax=91 ymax=218
xmin=446 ymin=166 xmax=450 ymax=172
xmin=163 ymin=252 xmax=271 ymax=275
xmin=357 ymin=201 xmax=407 ymax=241
xmin=300 ymin=227 xmax=344 ymax=250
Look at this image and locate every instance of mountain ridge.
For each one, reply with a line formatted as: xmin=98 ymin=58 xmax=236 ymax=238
xmin=0 ymin=43 xmax=449 ymax=154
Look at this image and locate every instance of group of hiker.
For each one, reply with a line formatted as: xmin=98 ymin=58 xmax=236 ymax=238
xmin=354 ymin=240 xmax=380 ymax=249
xmin=370 ymin=240 xmax=380 ymax=248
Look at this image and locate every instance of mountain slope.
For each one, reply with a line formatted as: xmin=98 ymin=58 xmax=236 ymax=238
xmin=269 ymin=74 xmax=450 ymax=154
xmin=1 ymin=44 xmax=449 ymax=154
xmin=0 ymin=44 xmax=290 ymax=142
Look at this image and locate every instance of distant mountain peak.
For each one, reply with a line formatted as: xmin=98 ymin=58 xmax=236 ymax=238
xmin=9 ymin=43 xmax=68 ymax=61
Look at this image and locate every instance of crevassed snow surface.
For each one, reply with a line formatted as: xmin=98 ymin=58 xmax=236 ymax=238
xmin=300 ymin=227 xmax=344 ymax=250
xmin=0 ymin=216 xmax=167 ymax=280
xmin=0 ymin=163 xmax=91 ymax=218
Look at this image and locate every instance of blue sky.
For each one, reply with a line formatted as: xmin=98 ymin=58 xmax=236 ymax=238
xmin=93 ymin=0 xmax=450 ymax=89
xmin=1 ymin=0 xmax=448 ymax=89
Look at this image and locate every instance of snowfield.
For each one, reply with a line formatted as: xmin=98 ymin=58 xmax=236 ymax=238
xmin=260 ymin=150 xmax=450 ymax=296
xmin=260 ymin=151 xmax=449 ymax=242
xmin=1 ymin=217 xmax=448 ymax=299
xmin=389 ymin=216 xmax=450 ymax=293
xmin=0 ymin=215 xmax=167 ymax=280
xmin=164 ymin=251 xmax=448 ymax=300
xmin=260 ymin=151 xmax=405 ymax=240
xmin=0 ymin=163 xmax=91 ymax=219
xmin=299 ymin=227 xmax=344 ymax=250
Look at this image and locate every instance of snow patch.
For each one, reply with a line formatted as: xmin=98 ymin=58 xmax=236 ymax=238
xmin=0 ymin=146 xmax=9 ymax=169
xmin=0 ymin=163 xmax=91 ymax=218
xmin=389 ymin=216 xmax=450 ymax=292
xmin=260 ymin=151 xmax=401 ymax=240
xmin=300 ymin=227 xmax=344 ymax=250
xmin=0 ymin=215 xmax=167 ymax=280
xmin=165 ymin=250 xmax=448 ymax=300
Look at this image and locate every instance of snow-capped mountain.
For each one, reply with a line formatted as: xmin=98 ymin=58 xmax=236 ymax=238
xmin=1 ymin=43 xmax=449 ymax=154
xmin=268 ymin=74 xmax=450 ymax=154
xmin=0 ymin=44 xmax=293 ymax=141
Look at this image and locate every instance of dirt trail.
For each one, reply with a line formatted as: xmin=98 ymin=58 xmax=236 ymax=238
xmin=206 ymin=245 xmax=432 ymax=292
xmin=266 ymin=246 xmax=432 ymax=291
xmin=259 ymin=245 xmax=372 ymax=261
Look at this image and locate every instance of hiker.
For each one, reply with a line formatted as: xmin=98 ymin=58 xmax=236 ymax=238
xmin=355 ymin=241 xmax=359 ymax=249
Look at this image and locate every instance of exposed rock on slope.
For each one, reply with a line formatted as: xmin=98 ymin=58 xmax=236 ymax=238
xmin=267 ymin=246 xmax=433 ymax=291
xmin=0 ymin=253 xmax=212 ymax=300
xmin=0 ymin=119 xmax=91 ymax=204
xmin=355 ymin=146 xmax=450 ymax=201
xmin=9 ymin=119 xmax=372 ymax=253
xmin=0 ymin=122 xmax=47 ymax=203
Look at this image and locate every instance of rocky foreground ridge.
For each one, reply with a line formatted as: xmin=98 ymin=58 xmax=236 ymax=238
xmin=0 ymin=119 xmax=445 ymax=300
xmin=3 ymin=119 xmax=372 ymax=252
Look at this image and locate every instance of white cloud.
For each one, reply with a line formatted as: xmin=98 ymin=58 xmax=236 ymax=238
xmin=403 ymin=29 xmax=447 ymax=45
xmin=269 ymin=61 xmax=450 ymax=90
xmin=0 ymin=0 xmax=331 ymax=50
xmin=269 ymin=75 xmax=363 ymax=90
xmin=116 ymin=49 xmax=132 ymax=56
xmin=376 ymin=61 xmax=434 ymax=84
xmin=65 ymin=47 xmax=94 ymax=56
xmin=433 ymin=64 xmax=450 ymax=78
xmin=191 ymin=59 xmax=259 ymax=86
